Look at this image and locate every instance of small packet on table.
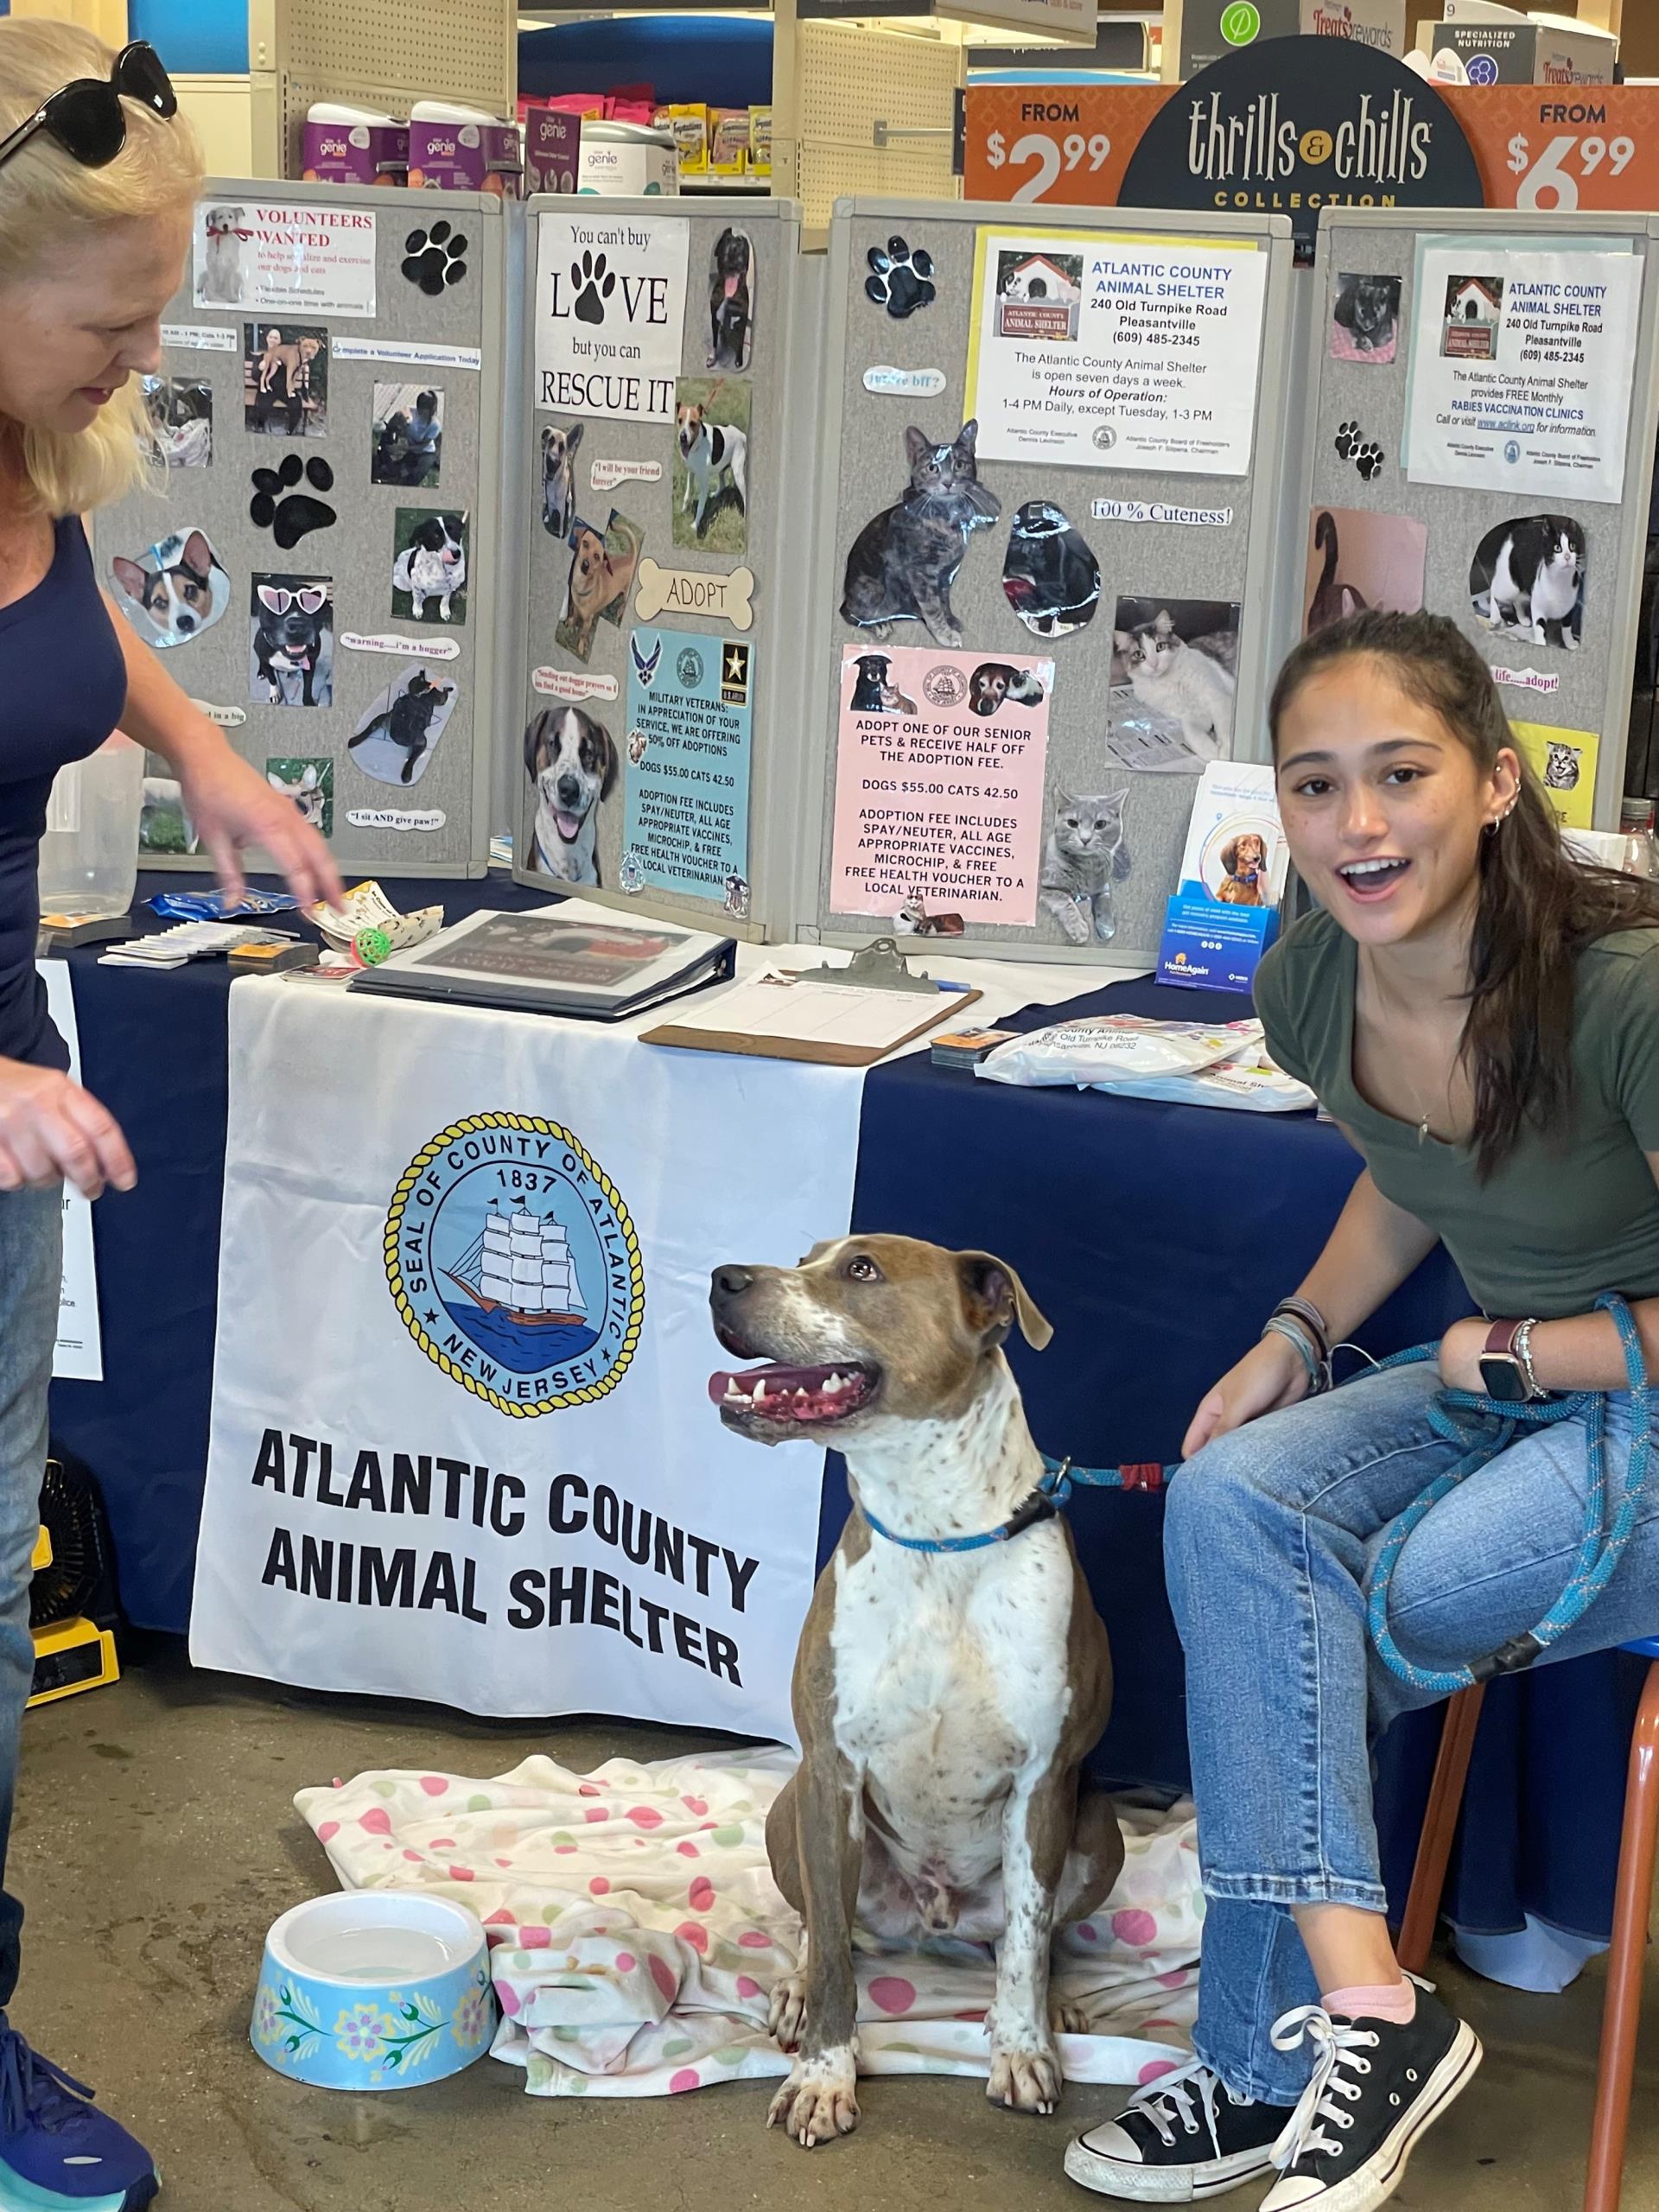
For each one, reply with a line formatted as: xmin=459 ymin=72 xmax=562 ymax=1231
xmin=306 ymin=881 xmax=445 ymax=968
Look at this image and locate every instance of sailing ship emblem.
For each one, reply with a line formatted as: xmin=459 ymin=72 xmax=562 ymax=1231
xmin=385 ymin=1112 xmax=645 ymax=1419
xmin=444 ymin=1203 xmax=588 ymax=1329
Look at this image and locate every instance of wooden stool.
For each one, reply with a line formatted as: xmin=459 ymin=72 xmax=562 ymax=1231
xmin=1397 ymin=1638 xmax=1659 ymax=2212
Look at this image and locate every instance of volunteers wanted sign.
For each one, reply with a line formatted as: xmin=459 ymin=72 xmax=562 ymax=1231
xmin=190 ymin=961 xmax=863 ymax=1735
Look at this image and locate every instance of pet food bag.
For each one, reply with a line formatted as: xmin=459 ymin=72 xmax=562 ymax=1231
xmin=302 ymin=105 xmax=409 ymax=187
xmin=748 ymin=106 xmax=772 ymax=176
xmin=976 ymin=1015 xmax=1316 ymax=1113
xmin=668 ymin=104 xmax=709 ymax=174
xmin=709 ymin=109 xmax=750 ymax=175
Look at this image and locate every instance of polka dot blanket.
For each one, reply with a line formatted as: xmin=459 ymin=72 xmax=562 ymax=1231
xmin=295 ymin=1750 xmax=1203 ymax=2100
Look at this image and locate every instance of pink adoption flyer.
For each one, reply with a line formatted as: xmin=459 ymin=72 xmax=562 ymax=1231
xmin=829 ymin=644 xmax=1052 ymax=927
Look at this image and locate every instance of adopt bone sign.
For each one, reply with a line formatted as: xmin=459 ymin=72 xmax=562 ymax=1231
xmin=634 ymin=558 xmax=754 ymax=632
xmin=536 ymin=214 xmax=690 ymax=427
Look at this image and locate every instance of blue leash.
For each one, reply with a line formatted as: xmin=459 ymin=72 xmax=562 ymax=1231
xmin=1363 ymin=1291 xmax=1653 ymax=1693
xmin=861 ymin=1294 xmax=1649 ymax=1694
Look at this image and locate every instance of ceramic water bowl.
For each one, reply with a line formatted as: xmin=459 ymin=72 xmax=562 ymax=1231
xmin=252 ymin=1892 xmax=496 ymax=2089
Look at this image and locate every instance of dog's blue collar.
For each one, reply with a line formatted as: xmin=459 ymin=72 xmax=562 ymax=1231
xmin=858 ymin=1457 xmax=1080 ymax=1554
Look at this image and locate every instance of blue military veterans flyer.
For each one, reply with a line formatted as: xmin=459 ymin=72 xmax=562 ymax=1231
xmin=622 ymin=626 xmax=753 ymax=913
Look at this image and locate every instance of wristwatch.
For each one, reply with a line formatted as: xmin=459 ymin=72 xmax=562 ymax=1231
xmin=1479 ymin=1318 xmax=1546 ymax=1402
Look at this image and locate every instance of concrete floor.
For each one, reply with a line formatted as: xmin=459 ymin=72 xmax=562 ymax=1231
xmin=14 ymin=1643 xmax=1657 ymax=2212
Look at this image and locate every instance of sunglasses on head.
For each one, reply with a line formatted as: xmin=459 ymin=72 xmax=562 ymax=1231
xmin=257 ymin=585 xmax=328 ymax=617
xmin=0 ymin=41 xmax=176 ymax=176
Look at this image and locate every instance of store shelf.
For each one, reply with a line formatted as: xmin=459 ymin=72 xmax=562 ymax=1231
xmin=678 ymin=173 xmax=773 ymax=188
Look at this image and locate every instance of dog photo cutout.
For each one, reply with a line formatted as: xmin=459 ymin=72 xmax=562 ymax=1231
xmin=391 ymin=510 xmax=469 ymax=626
xmin=372 ymin=383 xmax=443 ymax=490
xmin=244 ymin=323 xmax=329 ymax=438
xmin=266 ymin=755 xmax=334 ymax=836
xmin=250 ymin=575 xmax=334 ymax=709
xmin=672 ymin=378 xmax=749 ymax=555
xmin=143 ymin=376 xmax=213 ymax=469
xmin=555 ymin=509 xmax=643 ymax=664
xmin=707 ymin=226 xmax=755 ymax=373
xmin=349 ymin=664 xmax=460 ymax=787
xmin=110 ymin=530 xmax=232 ymax=650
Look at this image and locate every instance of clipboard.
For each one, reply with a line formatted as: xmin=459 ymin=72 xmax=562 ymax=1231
xmin=641 ymin=970 xmax=982 ymax=1066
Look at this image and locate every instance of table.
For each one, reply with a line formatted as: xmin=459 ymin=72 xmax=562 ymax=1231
xmin=48 ymin=893 xmax=1646 ymax=1952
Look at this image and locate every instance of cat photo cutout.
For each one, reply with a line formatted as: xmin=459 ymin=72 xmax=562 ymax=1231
xmin=840 ymin=419 xmax=1001 ymax=651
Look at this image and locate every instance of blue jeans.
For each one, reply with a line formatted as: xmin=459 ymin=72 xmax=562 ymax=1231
xmin=1164 ymin=1362 xmax=1659 ymax=2103
xmin=0 ymin=1187 xmax=60 ymax=2011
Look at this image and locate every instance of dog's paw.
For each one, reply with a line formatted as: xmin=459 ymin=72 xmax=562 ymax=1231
xmin=987 ymin=2037 xmax=1062 ymax=2116
xmin=1051 ymin=2000 xmax=1096 ymax=2036
xmin=402 ymin=219 xmax=469 ymax=297
xmin=1354 ymin=440 xmax=1386 ymax=482
xmin=250 ymin=454 xmax=336 ymax=550
xmin=768 ymin=1972 xmax=807 ymax=2052
xmin=1334 ymin=419 xmax=1360 ymax=460
xmin=570 ymin=248 xmax=616 ymax=326
xmin=767 ymin=2050 xmax=859 ymax=2147
xmin=865 ymin=236 xmax=936 ymax=321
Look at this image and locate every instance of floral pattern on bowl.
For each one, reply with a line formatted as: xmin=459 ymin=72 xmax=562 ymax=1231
xmin=253 ymin=1949 xmax=495 ymax=2090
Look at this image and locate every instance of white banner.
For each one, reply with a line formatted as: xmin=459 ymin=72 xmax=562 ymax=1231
xmin=39 ymin=963 xmax=101 ymax=1383
xmin=190 ymin=954 xmax=864 ymax=1737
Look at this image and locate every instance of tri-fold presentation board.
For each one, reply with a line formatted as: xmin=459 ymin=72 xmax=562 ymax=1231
xmin=1302 ymin=207 xmax=1659 ymax=836
xmin=94 ymin=178 xmax=507 ymax=877
xmin=510 ymin=194 xmax=811 ymax=944
xmin=796 ymin=197 xmax=1300 ymax=966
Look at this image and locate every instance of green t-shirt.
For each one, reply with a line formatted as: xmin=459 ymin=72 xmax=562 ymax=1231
xmin=1255 ymin=910 xmax=1659 ymax=1320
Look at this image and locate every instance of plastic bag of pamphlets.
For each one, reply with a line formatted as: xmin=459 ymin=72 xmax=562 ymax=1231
xmin=976 ymin=1014 xmax=1316 ymax=1113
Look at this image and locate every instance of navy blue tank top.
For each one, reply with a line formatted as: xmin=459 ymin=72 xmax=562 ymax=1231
xmin=0 ymin=517 xmax=128 ymax=1068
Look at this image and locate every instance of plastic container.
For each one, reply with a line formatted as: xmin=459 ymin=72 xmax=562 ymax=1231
xmin=408 ymin=101 xmax=522 ymax=196
xmin=1615 ymin=797 xmax=1659 ymax=880
xmin=37 ymin=734 xmax=143 ymax=921
xmin=302 ymin=104 xmax=410 ymax=188
xmin=578 ymin=119 xmax=677 ymax=197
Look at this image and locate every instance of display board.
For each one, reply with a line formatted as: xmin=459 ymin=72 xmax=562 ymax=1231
xmin=94 ymin=180 xmax=505 ymax=879
xmin=799 ymin=198 xmax=1298 ymax=964
xmin=1304 ymin=208 xmax=1659 ymax=831
xmin=512 ymin=195 xmax=809 ymax=944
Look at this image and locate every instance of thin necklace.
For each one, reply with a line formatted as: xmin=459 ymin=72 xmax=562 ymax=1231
xmin=1359 ymin=948 xmax=1457 ymax=1145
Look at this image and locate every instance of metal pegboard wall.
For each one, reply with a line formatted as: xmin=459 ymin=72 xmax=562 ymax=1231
xmin=797 ymin=23 xmax=960 ymax=232
xmin=250 ymin=0 xmax=513 ymax=176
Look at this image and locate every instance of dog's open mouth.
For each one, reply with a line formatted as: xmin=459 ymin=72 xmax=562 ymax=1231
xmin=553 ymin=810 xmax=583 ymax=842
xmin=707 ymin=1362 xmax=880 ymax=1424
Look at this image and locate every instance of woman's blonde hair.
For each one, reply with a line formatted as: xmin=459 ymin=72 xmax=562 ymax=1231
xmin=0 ymin=19 xmax=201 ymax=516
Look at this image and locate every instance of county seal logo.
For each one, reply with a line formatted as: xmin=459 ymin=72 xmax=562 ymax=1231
xmin=385 ymin=1114 xmax=645 ymax=1418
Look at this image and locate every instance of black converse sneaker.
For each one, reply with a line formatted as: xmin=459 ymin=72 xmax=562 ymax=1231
xmin=1260 ymin=1980 xmax=1482 ymax=2212
xmin=1065 ymin=2056 xmax=1289 ymax=2201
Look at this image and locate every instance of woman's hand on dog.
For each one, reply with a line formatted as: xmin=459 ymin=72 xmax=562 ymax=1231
xmin=182 ymin=747 xmax=345 ymax=912
xmin=1182 ymin=1332 xmax=1312 ymax=1458
xmin=0 ymin=1058 xmax=135 ymax=1200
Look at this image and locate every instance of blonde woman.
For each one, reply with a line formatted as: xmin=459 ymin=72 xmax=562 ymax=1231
xmin=0 ymin=26 xmax=339 ymax=2206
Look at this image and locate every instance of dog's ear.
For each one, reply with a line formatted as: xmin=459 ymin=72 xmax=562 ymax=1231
xmin=111 ymin=556 xmax=146 ymax=600
xmin=181 ymin=530 xmax=215 ymax=577
xmin=1220 ymin=838 xmax=1238 ymax=875
xmin=568 ymin=421 xmax=582 ymax=454
xmin=523 ymin=714 xmax=550 ymax=780
xmin=957 ymin=1251 xmax=1052 ymax=1353
xmin=598 ymin=725 xmax=619 ymax=800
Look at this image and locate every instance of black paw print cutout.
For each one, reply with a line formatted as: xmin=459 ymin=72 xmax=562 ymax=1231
xmin=866 ymin=236 xmax=935 ymax=320
xmin=402 ymin=219 xmax=469 ymax=297
xmin=1354 ymin=441 xmax=1386 ymax=481
xmin=250 ymin=454 xmax=336 ymax=550
xmin=570 ymin=249 xmax=615 ymax=327
xmin=1335 ymin=420 xmax=1360 ymax=460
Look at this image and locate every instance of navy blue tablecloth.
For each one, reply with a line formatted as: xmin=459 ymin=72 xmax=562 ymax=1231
xmin=49 ymin=919 xmax=1645 ymax=1948
xmin=836 ymin=973 xmax=1649 ymax=1943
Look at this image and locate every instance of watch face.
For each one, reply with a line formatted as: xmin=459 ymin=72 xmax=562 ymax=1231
xmin=1480 ymin=1355 xmax=1526 ymax=1402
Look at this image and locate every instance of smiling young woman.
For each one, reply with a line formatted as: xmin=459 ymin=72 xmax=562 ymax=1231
xmin=0 ymin=24 xmax=340 ymax=2210
xmin=1068 ymin=611 xmax=1659 ymax=2212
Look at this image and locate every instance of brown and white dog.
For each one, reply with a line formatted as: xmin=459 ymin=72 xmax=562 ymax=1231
xmin=1215 ymin=831 xmax=1268 ymax=906
xmin=709 ymin=1236 xmax=1122 ymax=2148
xmin=524 ymin=706 xmax=618 ymax=885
